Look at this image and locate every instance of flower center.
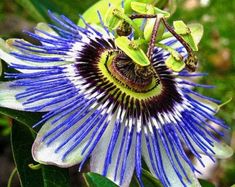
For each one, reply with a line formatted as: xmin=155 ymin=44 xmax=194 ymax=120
xmin=108 ymin=53 xmax=154 ymax=92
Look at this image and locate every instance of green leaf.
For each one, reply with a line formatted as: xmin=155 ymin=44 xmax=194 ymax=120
xmin=130 ymin=176 xmax=140 ymax=187
xmin=0 ymin=107 xmax=41 ymax=130
xmin=199 ymin=179 xmax=215 ymax=187
xmin=11 ymin=122 xmax=43 ymax=187
xmin=130 ymin=168 xmax=163 ymax=187
xmin=11 ymin=121 xmax=71 ymax=187
xmin=83 ymin=172 xmax=118 ymax=187
xmin=16 ymin=0 xmax=98 ymax=23
xmin=15 ymin=0 xmax=46 ymax=21
xmin=141 ymin=169 xmax=163 ymax=187
xmin=0 ymin=114 xmax=11 ymax=136
xmin=40 ymin=165 xmax=71 ymax=187
xmin=0 ymin=108 xmax=73 ymax=186
xmin=115 ymin=36 xmax=150 ymax=66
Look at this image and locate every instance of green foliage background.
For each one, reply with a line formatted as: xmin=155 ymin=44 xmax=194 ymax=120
xmin=0 ymin=0 xmax=234 ymax=187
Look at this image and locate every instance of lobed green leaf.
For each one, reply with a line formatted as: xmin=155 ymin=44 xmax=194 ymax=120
xmin=83 ymin=172 xmax=118 ymax=187
xmin=11 ymin=121 xmax=71 ymax=187
xmin=16 ymin=0 xmax=98 ymax=23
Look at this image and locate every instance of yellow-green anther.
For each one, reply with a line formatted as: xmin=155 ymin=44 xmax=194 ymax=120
xmin=157 ymin=43 xmax=185 ymax=72
xmin=131 ymin=2 xmax=155 ymax=14
xmin=165 ymin=55 xmax=185 ymax=72
xmin=105 ymin=6 xmax=122 ymax=30
xmin=157 ymin=43 xmax=183 ymax=61
xmin=131 ymin=2 xmax=170 ymax=17
xmin=115 ymin=36 xmax=151 ymax=66
xmin=173 ymin=21 xmax=191 ymax=35
xmin=129 ymin=39 xmax=146 ymax=49
xmin=113 ymin=8 xmax=143 ymax=38
xmin=173 ymin=21 xmax=198 ymax=51
xmin=124 ymin=0 xmax=158 ymax=14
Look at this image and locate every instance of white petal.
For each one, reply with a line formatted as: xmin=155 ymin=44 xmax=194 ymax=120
xmin=90 ymin=118 xmax=135 ymax=187
xmin=0 ymin=80 xmax=80 ymax=112
xmin=0 ymin=59 xmax=2 ymax=77
xmin=195 ymin=154 xmax=217 ymax=180
xmin=210 ymin=141 xmax=233 ymax=159
xmin=0 ymin=38 xmax=28 ymax=72
xmin=0 ymin=38 xmax=71 ymax=73
xmin=142 ymin=133 xmax=201 ymax=187
xmin=32 ymin=110 xmax=98 ymax=167
xmin=35 ymin=23 xmax=59 ymax=37
xmin=191 ymin=135 xmax=234 ymax=159
xmin=0 ymin=82 xmax=24 ymax=110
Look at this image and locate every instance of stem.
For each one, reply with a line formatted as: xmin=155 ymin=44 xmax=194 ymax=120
xmin=7 ymin=168 xmax=17 ymax=187
xmin=161 ymin=18 xmax=193 ymax=54
xmin=129 ymin=14 xmax=157 ymax=19
xmin=147 ymin=16 xmax=162 ymax=60
xmin=28 ymin=163 xmax=41 ymax=170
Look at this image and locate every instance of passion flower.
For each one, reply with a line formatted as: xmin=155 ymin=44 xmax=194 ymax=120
xmin=0 ymin=2 xmax=233 ymax=187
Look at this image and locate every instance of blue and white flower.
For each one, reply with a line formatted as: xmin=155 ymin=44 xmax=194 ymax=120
xmin=0 ymin=9 xmax=233 ymax=187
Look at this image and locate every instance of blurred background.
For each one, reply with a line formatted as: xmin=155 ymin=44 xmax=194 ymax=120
xmin=0 ymin=0 xmax=234 ymax=186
